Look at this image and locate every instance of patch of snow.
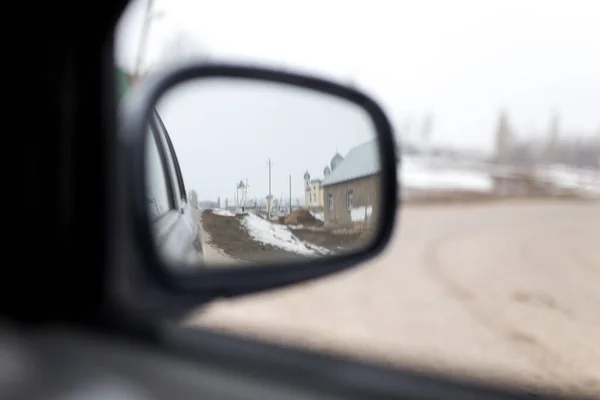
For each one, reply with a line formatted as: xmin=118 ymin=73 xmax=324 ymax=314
xmin=539 ymin=165 xmax=600 ymax=197
xmin=350 ymin=206 xmax=373 ymax=222
xmin=400 ymin=157 xmax=493 ymax=192
xmin=242 ymin=213 xmax=329 ymax=256
xmin=212 ymin=209 xmax=236 ymax=217
xmin=310 ymin=211 xmax=324 ymax=221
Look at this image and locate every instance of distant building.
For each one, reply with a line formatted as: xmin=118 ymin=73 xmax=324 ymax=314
xmin=304 ymin=172 xmax=323 ymax=207
xmin=304 ymin=152 xmax=344 ymax=208
xmin=322 ymin=139 xmax=380 ymax=226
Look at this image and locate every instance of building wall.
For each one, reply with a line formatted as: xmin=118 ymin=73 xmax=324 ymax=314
xmin=305 ymin=181 xmax=324 ymax=207
xmin=322 ymin=174 xmax=380 ymax=226
xmin=312 ymin=183 xmax=324 ymax=207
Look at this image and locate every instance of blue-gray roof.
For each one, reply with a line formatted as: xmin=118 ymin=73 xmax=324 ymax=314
xmin=322 ymin=139 xmax=380 ymax=186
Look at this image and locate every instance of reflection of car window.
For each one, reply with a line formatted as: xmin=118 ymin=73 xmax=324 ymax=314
xmin=146 ymin=126 xmax=173 ymax=221
xmin=153 ymin=112 xmax=185 ymax=206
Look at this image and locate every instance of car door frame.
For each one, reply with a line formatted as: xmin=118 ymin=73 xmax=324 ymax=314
xmin=150 ymin=111 xmax=185 ymax=214
xmin=148 ymin=108 xmax=203 ymax=267
xmin=153 ymin=109 xmax=188 ymax=209
xmin=147 ymin=111 xmax=185 ymax=245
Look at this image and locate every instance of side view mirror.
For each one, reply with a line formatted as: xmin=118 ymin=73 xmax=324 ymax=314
xmin=118 ymin=63 xmax=397 ymax=299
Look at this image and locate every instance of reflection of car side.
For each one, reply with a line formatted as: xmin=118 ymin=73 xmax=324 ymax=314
xmin=146 ymin=109 xmax=204 ymax=266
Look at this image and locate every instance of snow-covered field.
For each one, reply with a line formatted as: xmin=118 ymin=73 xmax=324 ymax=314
xmin=399 ymin=156 xmax=599 ymax=197
xmin=400 ymin=156 xmax=493 ymax=193
xmin=538 ymin=164 xmax=600 ymax=198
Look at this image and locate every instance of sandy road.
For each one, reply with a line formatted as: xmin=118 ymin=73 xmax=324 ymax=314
xmin=196 ymin=209 xmax=243 ymax=265
xmin=186 ymin=200 xmax=600 ymax=396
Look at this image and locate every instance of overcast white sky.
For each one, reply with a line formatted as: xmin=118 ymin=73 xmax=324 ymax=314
xmin=115 ymin=0 xmax=600 ymax=201
xmin=156 ymin=79 xmax=375 ymax=201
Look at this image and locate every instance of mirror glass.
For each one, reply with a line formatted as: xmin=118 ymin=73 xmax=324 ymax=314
xmin=145 ymin=77 xmax=382 ymax=269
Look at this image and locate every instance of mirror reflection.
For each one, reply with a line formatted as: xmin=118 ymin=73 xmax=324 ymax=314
xmin=145 ymin=77 xmax=382 ymax=268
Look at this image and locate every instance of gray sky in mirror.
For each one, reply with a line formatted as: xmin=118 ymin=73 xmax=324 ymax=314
xmin=115 ymin=0 xmax=600 ymax=154
xmin=156 ymin=79 xmax=376 ymax=201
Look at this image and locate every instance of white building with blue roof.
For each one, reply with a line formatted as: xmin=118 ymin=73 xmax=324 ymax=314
xmin=321 ymin=138 xmax=381 ymax=226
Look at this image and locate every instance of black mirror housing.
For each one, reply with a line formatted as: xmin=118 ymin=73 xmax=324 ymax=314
xmin=117 ymin=62 xmax=398 ymax=304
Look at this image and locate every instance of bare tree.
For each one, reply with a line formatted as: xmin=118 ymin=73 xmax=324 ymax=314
xmin=507 ymin=133 xmax=599 ymax=170
xmin=420 ymin=112 xmax=434 ymax=154
xmin=494 ymin=109 xmax=513 ymax=164
xmin=540 ymin=111 xmax=560 ymax=164
xmin=490 ymin=110 xmax=599 ymax=170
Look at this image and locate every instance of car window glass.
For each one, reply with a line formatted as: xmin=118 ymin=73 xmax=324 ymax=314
xmin=146 ymin=126 xmax=173 ymax=221
xmin=116 ymin=3 xmax=600 ymax=397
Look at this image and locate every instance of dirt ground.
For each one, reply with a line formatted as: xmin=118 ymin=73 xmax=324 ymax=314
xmin=188 ymin=200 xmax=600 ymax=398
xmin=292 ymin=228 xmax=368 ymax=252
xmin=200 ymin=210 xmax=310 ymax=262
xmin=201 ymin=209 xmax=371 ymax=261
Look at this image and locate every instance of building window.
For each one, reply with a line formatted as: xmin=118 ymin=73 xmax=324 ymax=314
xmin=328 ymin=194 xmax=333 ymax=210
xmin=346 ymin=190 xmax=354 ymax=210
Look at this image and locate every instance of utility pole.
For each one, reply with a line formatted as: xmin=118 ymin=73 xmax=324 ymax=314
xmin=266 ymin=158 xmax=273 ymax=219
xmin=268 ymin=158 xmax=272 ymax=198
xmin=541 ymin=111 xmax=560 ymax=165
xmin=420 ymin=112 xmax=434 ymax=155
xmin=495 ymin=110 xmax=512 ymax=164
xmin=289 ymin=174 xmax=292 ymax=214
